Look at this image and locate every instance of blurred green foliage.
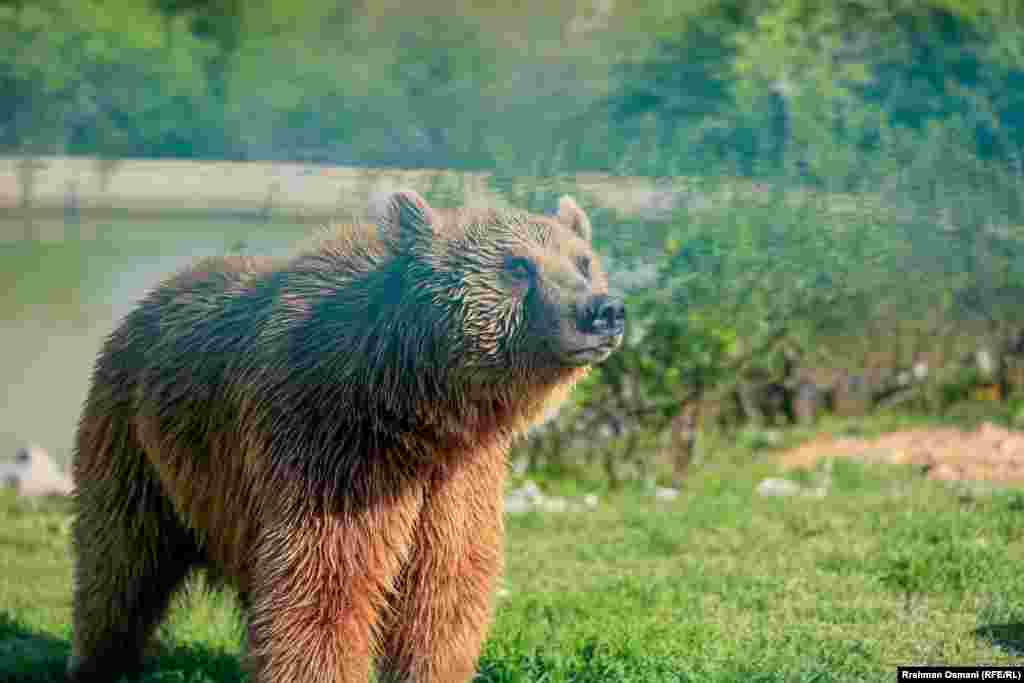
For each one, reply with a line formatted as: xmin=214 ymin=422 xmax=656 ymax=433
xmin=1 ymin=1 xmax=1022 ymax=177
xmin=7 ymin=0 xmax=1024 ymax=481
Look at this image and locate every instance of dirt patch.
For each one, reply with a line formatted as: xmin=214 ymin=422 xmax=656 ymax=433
xmin=778 ymin=422 xmax=1024 ymax=486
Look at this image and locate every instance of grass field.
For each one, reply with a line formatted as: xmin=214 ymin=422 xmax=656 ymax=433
xmin=3 ymin=419 xmax=1024 ymax=682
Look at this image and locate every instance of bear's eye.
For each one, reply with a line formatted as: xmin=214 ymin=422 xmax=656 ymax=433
xmin=504 ymin=256 xmax=534 ymax=283
xmin=577 ymin=255 xmax=592 ymax=279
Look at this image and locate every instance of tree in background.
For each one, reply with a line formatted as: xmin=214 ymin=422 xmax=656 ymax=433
xmin=8 ymin=0 xmax=1024 ymax=484
xmin=4 ymin=0 xmax=1024 ymax=179
xmin=0 ymin=0 xmax=218 ymax=158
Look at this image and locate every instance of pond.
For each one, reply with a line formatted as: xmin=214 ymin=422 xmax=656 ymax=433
xmin=0 ymin=214 xmax=314 ymax=466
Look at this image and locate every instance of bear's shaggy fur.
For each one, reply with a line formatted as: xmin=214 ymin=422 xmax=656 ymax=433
xmin=67 ymin=190 xmax=624 ymax=683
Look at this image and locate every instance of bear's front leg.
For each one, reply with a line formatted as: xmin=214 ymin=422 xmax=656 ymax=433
xmin=378 ymin=453 xmax=506 ymax=683
xmin=245 ymin=494 xmax=422 ymax=683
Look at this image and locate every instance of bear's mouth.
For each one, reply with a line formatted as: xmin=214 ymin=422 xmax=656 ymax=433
xmin=560 ymin=334 xmax=623 ymax=366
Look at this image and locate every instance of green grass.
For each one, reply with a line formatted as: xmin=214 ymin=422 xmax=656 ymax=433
xmin=3 ymin=423 xmax=1024 ymax=682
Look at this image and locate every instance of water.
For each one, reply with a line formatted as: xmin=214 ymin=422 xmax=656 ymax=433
xmin=0 ymin=215 xmax=314 ymax=466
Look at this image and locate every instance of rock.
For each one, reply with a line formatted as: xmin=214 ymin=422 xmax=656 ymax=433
xmin=756 ymin=477 xmax=803 ymax=497
xmin=510 ymin=457 xmax=530 ymax=476
xmin=540 ymin=497 xmax=569 ymax=513
xmin=0 ymin=445 xmax=74 ymax=498
xmin=504 ymin=495 xmax=533 ymax=515
xmin=976 ymin=349 xmax=997 ymax=379
xmin=654 ymin=487 xmax=680 ymax=501
xmin=504 ymin=480 xmax=597 ymax=515
xmin=517 ymin=480 xmax=542 ymax=502
xmin=756 ymin=475 xmax=829 ymax=498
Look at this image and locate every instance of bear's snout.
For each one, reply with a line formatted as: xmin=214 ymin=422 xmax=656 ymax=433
xmin=576 ymin=293 xmax=626 ymax=338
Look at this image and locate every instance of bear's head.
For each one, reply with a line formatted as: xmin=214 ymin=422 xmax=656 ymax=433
xmin=376 ymin=189 xmax=625 ymax=379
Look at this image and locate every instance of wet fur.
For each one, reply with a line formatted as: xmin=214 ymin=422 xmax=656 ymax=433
xmin=68 ymin=193 xmax=608 ymax=683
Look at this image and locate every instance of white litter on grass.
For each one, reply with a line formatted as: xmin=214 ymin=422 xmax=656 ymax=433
xmin=0 ymin=444 xmax=74 ymax=498
xmin=756 ymin=476 xmax=830 ymax=498
xmin=756 ymin=478 xmax=804 ymax=497
xmin=504 ymin=480 xmax=599 ymax=515
xmin=654 ymin=486 xmax=680 ymax=501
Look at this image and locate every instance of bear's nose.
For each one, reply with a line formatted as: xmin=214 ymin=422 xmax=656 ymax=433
xmin=579 ymin=294 xmax=625 ymax=336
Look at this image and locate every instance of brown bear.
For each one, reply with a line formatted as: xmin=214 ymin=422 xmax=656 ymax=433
xmin=67 ymin=189 xmax=625 ymax=683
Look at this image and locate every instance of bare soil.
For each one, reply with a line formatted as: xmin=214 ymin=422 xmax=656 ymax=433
xmin=778 ymin=422 xmax=1024 ymax=486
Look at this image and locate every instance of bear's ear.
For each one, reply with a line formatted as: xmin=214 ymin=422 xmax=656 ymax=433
xmin=374 ymin=189 xmax=439 ymax=249
xmin=557 ymin=195 xmax=592 ymax=243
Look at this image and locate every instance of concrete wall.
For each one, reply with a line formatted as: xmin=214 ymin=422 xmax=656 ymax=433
xmin=0 ymin=155 xmax=727 ymax=221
